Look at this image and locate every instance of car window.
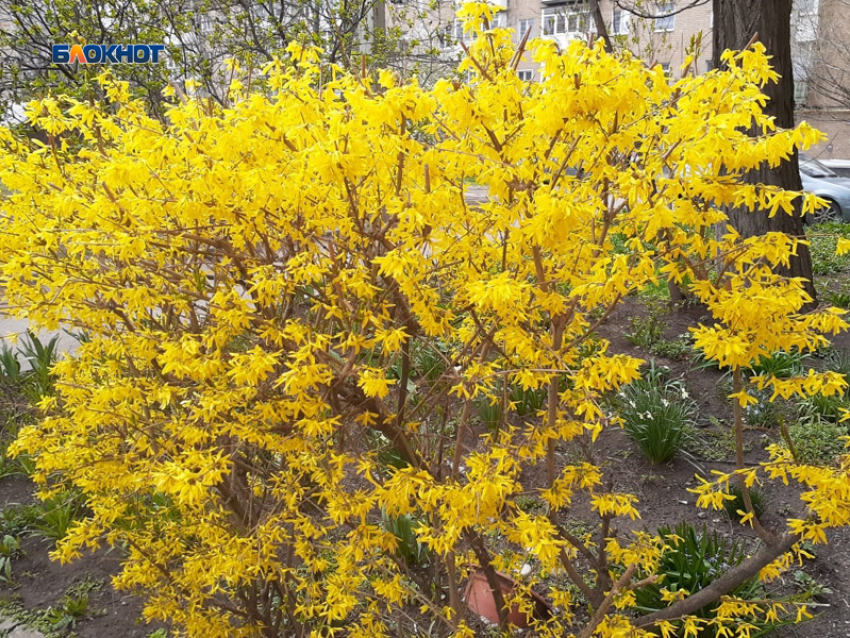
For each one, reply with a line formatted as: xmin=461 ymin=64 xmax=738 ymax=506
xmin=800 ymin=157 xmax=837 ymax=178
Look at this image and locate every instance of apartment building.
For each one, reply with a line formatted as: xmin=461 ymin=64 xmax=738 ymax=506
xmin=792 ymin=0 xmax=850 ymax=157
xmin=395 ymin=0 xmax=850 ymax=160
xmin=397 ymin=1 xmax=714 ymax=83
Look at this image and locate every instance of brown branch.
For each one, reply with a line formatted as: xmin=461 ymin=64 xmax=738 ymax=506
xmin=465 ymin=529 xmax=508 ymax=627
xmin=578 ymin=563 xmax=637 ymax=638
xmin=635 ymin=533 xmax=800 ymax=628
xmin=732 ymin=367 xmax=776 ymax=544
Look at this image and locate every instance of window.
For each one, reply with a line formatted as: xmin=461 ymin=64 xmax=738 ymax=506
xmin=542 ymin=3 xmax=590 ymax=37
xmin=518 ymin=69 xmax=534 ymax=81
xmin=612 ymin=7 xmax=628 ymax=34
xmin=654 ymin=2 xmax=675 ymax=32
xmin=518 ymin=18 xmax=534 ymax=39
xmin=795 ymin=0 xmax=819 ymax=43
xmin=490 ymin=13 xmax=506 ymax=28
xmin=794 ymin=80 xmax=808 ymax=106
xmin=443 ymin=21 xmax=475 ymax=44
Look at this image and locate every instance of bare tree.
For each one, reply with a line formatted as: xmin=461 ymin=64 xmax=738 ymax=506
xmin=0 ymin=0 xmax=417 ymax=124
xmin=792 ymin=0 xmax=850 ymax=111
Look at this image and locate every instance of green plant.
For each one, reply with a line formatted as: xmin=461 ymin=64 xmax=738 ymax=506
xmin=823 ymin=349 xmax=850 ymax=380
xmin=609 ymin=232 xmax=629 ymax=255
xmin=617 ymin=375 xmax=696 ymax=464
xmin=43 ymin=594 xmax=90 ymax=632
xmin=825 ymin=291 xmax=850 ymax=309
xmin=370 ymin=432 xmax=410 ymax=474
xmin=0 ymin=534 xmax=23 ymax=583
xmin=641 ymin=359 xmax=672 ymax=384
xmin=785 ymin=420 xmax=849 ymax=466
xmin=0 ymin=503 xmax=42 ymax=537
xmin=476 ymin=395 xmax=503 ymax=433
xmin=509 ymin=383 xmax=546 ymax=418
xmin=20 ymin=332 xmax=59 ymax=401
xmin=35 ymin=492 xmax=84 ymax=543
xmin=65 ymin=575 xmax=105 ymax=599
xmin=723 ymin=483 xmax=766 ymax=522
xmin=683 ymin=420 xmax=741 ymax=462
xmin=382 ymin=512 xmax=430 ymax=567
xmin=16 ymin=453 xmax=35 ymax=476
xmin=640 ymin=279 xmax=672 ymax=302
xmin=807 ymin=221 xmax=850 ymax=275
xmin=0 ymin=444 xmax=35 ymax=481
xmin=745 ymin=391 xmax=796 ymax=429
xmin=412 ymin=342 xmax=448 ymax=385
xmin=626 ymin=313 xmax=666 ymax=350
xmin=650 ymin=337 xmax=692 ymax=361
xmin=633 ymin=522 xmax=785 ymax=637
xmin=0 ymin=342 xmax=21 ymax=384
xmin=747 ymin=350 xmax=805 ymax=379
xmin=514 ymin=495 xmax=545 ymax=513
xmin=793 ymin=570 xmax=832 ymax=599
xmin=798 ymin=392 xmax=850 ymax=424
xmin=625 ymin=305 xmax=690 ymax=360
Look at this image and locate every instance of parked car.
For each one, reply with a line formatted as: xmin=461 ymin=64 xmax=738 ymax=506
xmin=799 ymin=154 xmax=850 ymax=223
xmin=818 ymin=158 xmax=850 ymax=178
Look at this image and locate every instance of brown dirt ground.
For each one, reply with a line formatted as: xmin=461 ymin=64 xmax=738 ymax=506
xmin=0 ymin=474 xmax=162 ymax=638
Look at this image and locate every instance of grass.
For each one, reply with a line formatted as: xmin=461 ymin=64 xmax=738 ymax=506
xmin=807 ymin=221 xmax=850 ymax=275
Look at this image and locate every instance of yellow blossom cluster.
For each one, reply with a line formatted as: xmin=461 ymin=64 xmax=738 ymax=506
xmin=0 ymin=4 xmax=848 ymax=636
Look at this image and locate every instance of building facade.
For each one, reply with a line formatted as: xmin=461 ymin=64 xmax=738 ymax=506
xmin=395 ymin=0 xmax=850 ymax=160
xmin=394 ymin=1 xmax=714 ymax=83
xmin=792 ymin=0 xmax=850 ymax=158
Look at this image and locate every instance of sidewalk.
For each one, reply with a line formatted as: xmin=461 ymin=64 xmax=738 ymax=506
xmin=0 ymin=309 xmax=79 ymax=369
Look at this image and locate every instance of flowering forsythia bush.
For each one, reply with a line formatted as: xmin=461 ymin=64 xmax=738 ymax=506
xmin=2 ymin=4 xmax=850 ymax=636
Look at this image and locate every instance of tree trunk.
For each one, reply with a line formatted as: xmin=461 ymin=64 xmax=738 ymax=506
xmin=590 ymin=0 xmax=614 ymax=52
xmin=713 ymin=0 xmax=817 ymax=306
